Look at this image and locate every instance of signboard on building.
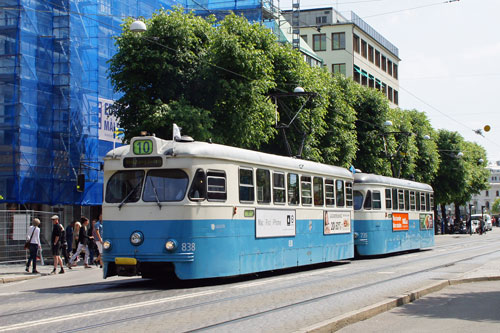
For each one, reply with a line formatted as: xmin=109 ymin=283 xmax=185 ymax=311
xmin=255 ymin=209 xmax=296 ymax=238
xmin=98 ymin=97 xmax=121 ymax=142
xmin=393 ymin=212 xmax=409 ymax=231
xmin=324 ymin=211 xmax=351 ymax=235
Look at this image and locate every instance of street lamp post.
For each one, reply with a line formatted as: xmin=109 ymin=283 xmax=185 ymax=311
xmin=468 ymin=204 xmax=474 ymax=235
xmin=381 ymin=121 xmax=414 ymax=178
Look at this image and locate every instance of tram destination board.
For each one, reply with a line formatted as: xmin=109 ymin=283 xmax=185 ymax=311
xmin=123 ymin=156 xmax=163 ymax=168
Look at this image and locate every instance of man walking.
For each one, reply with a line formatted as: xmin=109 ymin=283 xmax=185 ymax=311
xmin=51 ymin=215 xmax=65 ymax=274
xmin=69 ymin=217 xmax=93 ymax=268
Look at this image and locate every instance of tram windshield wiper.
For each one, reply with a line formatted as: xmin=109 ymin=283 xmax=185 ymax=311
xmin=118 ymin=182 xmax=142 ymax=210
xmin=149 ymin=177 xmax=162 ymax=210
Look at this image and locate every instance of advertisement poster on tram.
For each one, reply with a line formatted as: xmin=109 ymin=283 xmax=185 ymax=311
xmin=324 ymin=211 xmax=351 ymax=234
xmin=255 ymin=209 xmax=296 ymax=238
xmin=392 ymin=213 xmax=409 ymax=231
xmin=419 ymin=213 xmax=434 ymax=230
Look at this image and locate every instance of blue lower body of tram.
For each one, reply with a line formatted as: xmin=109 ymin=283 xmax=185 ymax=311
xmin=353 ymin=218 xmax=434 ymax=256
xmin=103 ymin=217 xmax=354 ymax=280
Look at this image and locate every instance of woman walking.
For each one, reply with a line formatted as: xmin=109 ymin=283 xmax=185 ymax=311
xmin=25 ymin=218 xmax=41 ymax=274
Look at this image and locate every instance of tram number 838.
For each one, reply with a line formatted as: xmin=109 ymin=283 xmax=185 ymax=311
xmin=181 ymin=242 xmax=196 ymax=252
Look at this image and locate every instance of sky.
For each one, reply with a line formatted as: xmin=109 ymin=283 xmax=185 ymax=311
xmin=282 ymin=0 xmax=500 ymax=164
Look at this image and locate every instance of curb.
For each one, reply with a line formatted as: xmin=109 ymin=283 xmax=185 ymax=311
xmin=295 ymin=276 xmax=500 ymax=333
xmin=0 ymin=274 xmax=40 ymax=284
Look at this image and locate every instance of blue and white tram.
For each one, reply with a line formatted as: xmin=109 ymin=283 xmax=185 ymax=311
xmin=102 ymin=135 xmax=355 ymax=279
xmin=352 ymin=173 xmax=434 ymax=256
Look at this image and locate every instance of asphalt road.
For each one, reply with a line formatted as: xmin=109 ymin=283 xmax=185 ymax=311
xmin=1 ymin=230 xmax=500 ymax=332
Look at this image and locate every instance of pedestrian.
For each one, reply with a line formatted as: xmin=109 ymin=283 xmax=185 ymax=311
xmin=73 ymin=219 xmax=81 ymax=253
xmin=94 ymin=214 xmax=103 ymax=268
xmin=50 ymin=215 xmax=65 ymax=274
xmin=66 ymin=220 xmax=74 ymax=256
xmin=59 ymin=223 xmax=70 ymax=267
xmin=88 ymin=219 xmax=97 ymax=265
xmin=68 ymin=217 xmax=93 ymax=268
xmin=25 ymin=218 xmax=41 ymax=274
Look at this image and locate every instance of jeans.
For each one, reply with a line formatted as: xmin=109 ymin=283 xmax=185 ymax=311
xmin=27 ymin=243 xmax=38 ymax=271
xmin=70 ymin=243 xmax=89 ymax=265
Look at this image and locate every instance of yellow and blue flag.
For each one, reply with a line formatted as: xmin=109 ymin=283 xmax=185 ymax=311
xmin=114 ymin=127 xmax=125 ymax=139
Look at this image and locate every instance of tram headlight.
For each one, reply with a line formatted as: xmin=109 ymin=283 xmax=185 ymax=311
xmin=103 ymin=240 xmax=112 ymax=250
xmin=130 ymin=231 xmax=144 ymax=246
xmin=165 ymin=239 xmax=177 ymax=252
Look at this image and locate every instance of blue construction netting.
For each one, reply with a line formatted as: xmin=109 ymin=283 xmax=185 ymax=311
xmin=0 ymin=0 xmax=268 ymax=206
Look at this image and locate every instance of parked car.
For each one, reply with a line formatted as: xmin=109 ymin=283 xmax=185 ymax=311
xmin=471 ymin=214 xmax=492 ymax=231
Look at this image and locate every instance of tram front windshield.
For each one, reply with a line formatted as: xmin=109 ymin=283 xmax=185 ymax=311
xmin=105 ymin=170 xmax=145 ymax=203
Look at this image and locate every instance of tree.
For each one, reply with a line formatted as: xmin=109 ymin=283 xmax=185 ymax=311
xmin=406 ymin=110 xmax=439 ymax=184
xmin=491 ymin=198 xmax=500 ymax=214
xmin=351 ymin=87 xmax=391 ymax=175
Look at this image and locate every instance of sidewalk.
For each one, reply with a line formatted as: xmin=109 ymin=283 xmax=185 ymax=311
xmin=298 ymin=254 xmax=500 ymax=332
xmin=0 ymin=261 xmax=101 ymax=284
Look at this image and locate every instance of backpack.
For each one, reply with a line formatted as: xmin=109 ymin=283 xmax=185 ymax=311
xmin=59 ymin=224 xmax=67 ymax=245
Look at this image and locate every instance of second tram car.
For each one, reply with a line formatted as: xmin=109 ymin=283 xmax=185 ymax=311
xmin=102 ymin=135 xmax=355 ymax=280
xmin=352 ymin=173 xmax=434 ymax=256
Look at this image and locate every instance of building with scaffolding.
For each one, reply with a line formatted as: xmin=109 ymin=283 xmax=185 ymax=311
xmin=0 ymin=0 xmax=322 ymax=260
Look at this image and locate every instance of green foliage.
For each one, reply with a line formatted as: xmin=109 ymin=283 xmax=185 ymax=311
xmin=491 ymin=198 xmax=500 ymax=214
xmin=351 ymin=87 xmax=391 ymax=175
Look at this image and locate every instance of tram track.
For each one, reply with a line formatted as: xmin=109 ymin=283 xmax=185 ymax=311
xmin=1 ymin=234 xmax=499 ymax=323
xmin=56 ymin=245 xmax=500 ymax=333
xmin=1 ymin=236 xmax=495 ymax=332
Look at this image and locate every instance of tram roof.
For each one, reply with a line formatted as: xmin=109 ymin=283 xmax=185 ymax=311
xmin=106 ymin=137 xmax=353 ymax=178
xmin=354 ymin=173 xmax=433 ymax=192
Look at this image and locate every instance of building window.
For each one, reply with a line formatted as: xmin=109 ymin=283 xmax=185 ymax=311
xmin=361 ymin=40 xmax=367 ymax=58
xmin=368 ymin=75 xmax=374 ymax=88
xmin=332 ymin=32 xmax=345 ymax=50
xmin=393 ymin=63 xmax=398 ymax=79
xmin=368 ymin=45 xmax=374 ymax=63
xmin=361 ymin=70 xmax=368 ymax=86
xmin=353 ymin=65 xmax=360 ymax=83
xmin=382 ymin=82 xmax=387 ymax=95
xmin=300 ymin=35 xmax=308 ymax=44
xmin=375 ymin=50 xmax=381 ymax=67
xmin=381 ymin=55 xmax=387 ymax=71
xmin=353 ymin=34 xmax=360 ymax=53
xmin=394 ymin=90 xmax=399 ymax=105
xmin=316 ymin=16 xmax=327 ymax=24
xmin=496 ymin=190 xmax=499 ymax=196
xmin=486 ymin=201 xmax=490 ymax=209
xmin=486 ymin=190 xmax=489 ymax=197
xmin=375 ymin=80 xmax=381 ymax=91
xmin=388 ymin=86 xmax=393 ymax=102
xmin=332 ymin=63 xmax=346 ymax=76
xmin=388 ymin=60 xmax=393 ymax=76
xmin=313 ymin=34 xmax=326 ymax=51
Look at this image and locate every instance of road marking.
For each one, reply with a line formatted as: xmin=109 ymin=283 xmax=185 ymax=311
xmin=377 ymin=271 xmax=394 ymax=274
xmin=0 ymin=289 xmax=220 ymax=331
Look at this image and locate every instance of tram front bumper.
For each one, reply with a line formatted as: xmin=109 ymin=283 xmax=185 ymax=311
xmin=114 ymin=257 xmax=139 ymax=276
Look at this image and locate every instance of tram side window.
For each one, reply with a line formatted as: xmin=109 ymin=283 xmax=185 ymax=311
xmin=346 ymin=182 xmax=353 ymax=207
xmin=363 ymin=190 xmax=372 ymax=210
xmin=398 ymin=189 xmax=405 ymax=210
xmin=207 ymin=170 xmax=227 ymax=201
xmin=373 ymin=191 xmax=381 ymax=209
xmin=239 ymin=168 xmax=254 ymax=203
xmin=426 ymin=193 xmax=431 ymax=211
xmin=410 ymin=191 xmax=416 ymax=211
xmin=325 ymin=179 xmax=335 ymax=206
xmin=273 ymin=172 xmax=286 ymax=204
xmin=314 ymin=177 xmax=324 ymax=206
xmin=105 ymin=170 xmax=145 ymax=203
xmin=392 ymin=188 xmax=398 ymax=210
xmin=257 ymin=169 xmax=271 ymax=204
xmin=430 ymin=194 xmax=434 ymax=211
xmin=301 ymin=176 xmax=312 ymax=205
xmin=353 ymin=191 xmax=363 ymax=210
xmin=336 ymin=180 xmax=345 ymax=207
xmin=143 ymin=169 xmax=189 ymax=202
xmin=421 ymin=193 xmax=427 ymax=211
xmin=416 ymin=192 xmax=421 ymax=211
xmin=288 ymin=173 xmax=300 ymax=205
xmin=188 ymin=169 xmax=206 ymax=201
xmin=404 ymin=190 xmax=410 ymax=210
xmin=385 ymin=188 xmax=392 ymax=209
